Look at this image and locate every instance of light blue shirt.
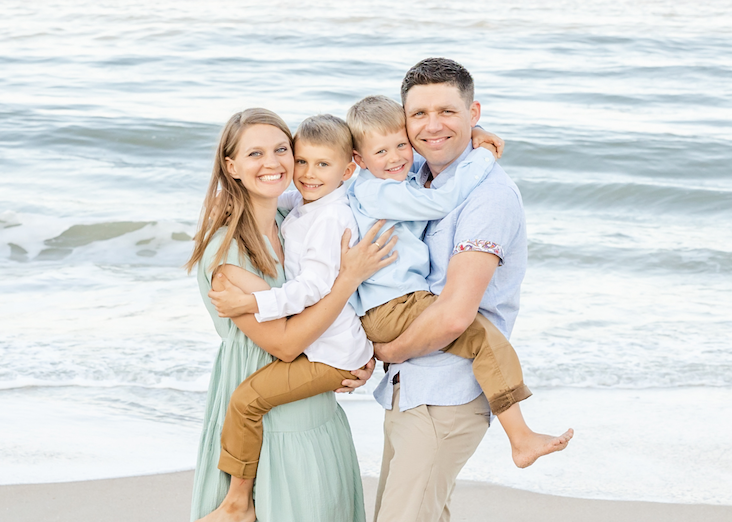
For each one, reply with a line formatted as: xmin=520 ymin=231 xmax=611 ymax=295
xmin=373 ymin=143 xmax=527 ymax=411
xmin=347 ymin=148 xmax=495 ymax=316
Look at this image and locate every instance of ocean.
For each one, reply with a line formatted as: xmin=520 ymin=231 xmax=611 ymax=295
xmin=1 ymin=0 xmax=731 ymax=505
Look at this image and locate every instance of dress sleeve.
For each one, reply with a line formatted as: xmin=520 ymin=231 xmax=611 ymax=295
xmin=200 ymin=229 xmax=255 ymax=287
xmin=352 ymin=148 xmax=495 ymax=222
xmin=252 ymin=208 xmax=347 ymax=322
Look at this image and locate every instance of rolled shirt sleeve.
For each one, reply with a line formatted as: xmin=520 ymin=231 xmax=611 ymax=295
xmin=452 ymin=183 xmax=523 ymax=266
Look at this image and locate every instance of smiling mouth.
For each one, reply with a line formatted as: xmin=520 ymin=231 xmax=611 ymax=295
xmin=422 ymin=137 xmax=449 ymax=146
xmin=259 ymin=173 xmax=283 ymax=182
xmin=300 ymin=182 xmax=322 ymax=189
xmin=384 ymin=164 xmax=406 ymax=174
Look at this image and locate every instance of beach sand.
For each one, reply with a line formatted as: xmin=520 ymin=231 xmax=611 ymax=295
xmin=1 ymin=472 xmax=730 ymax=522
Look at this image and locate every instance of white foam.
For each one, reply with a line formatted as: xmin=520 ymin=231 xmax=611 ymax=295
xmin=340 ymin=387 xmax=732 ymax=505
xmin=3 ymin=386 xmax=730 ymax=505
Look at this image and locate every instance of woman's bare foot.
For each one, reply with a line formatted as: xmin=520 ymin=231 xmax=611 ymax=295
xmin=196 ymin=477 xmax=256 ymax=522
xmin=510 ymin=428 xmax=574 ymax=468
xmin=196 ymin=499 xmax=255 ymax=522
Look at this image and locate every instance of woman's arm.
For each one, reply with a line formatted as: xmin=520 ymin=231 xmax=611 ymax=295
xmin=210 ymin=221 xmax=397 ymax=363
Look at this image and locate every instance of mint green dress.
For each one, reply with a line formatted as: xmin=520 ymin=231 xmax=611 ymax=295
xmin=190 ymin=222 xmax=365 ymax=522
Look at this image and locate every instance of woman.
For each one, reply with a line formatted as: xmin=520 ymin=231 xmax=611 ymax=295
xmin=185 ymin=108 xmax=396 ymax=522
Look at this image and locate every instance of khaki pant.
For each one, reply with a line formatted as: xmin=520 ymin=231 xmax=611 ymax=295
xmin=374 ymin=384 xmax=490 ymax=522
xmin=218 ymin=354 xmax=354 ymax=479
xmin=361 ymin=291 xmax=531 ymax=415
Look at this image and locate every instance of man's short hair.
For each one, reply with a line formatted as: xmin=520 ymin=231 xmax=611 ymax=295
xmin=346 ymin=95 xmax=405 ymax=152
xmin=401 ymin=57 xmax=474 ymax=107
xmin=295 ymin=114 xmax=354 ymax=163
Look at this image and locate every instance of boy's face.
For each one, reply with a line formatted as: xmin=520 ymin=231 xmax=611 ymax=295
xmin=293 ymin=141 xmax=356 ymax=203
xmin=353 ymin=128 xmax=414 ymax=182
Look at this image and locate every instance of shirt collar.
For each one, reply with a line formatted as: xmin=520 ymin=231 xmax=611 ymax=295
xmin=417 ymin=142 xmax=474 ymax=189
xmin=296 ymin=182 xmax=349 ymax=214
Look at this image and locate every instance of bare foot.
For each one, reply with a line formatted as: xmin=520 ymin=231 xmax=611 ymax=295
xmin=195 ymin=496 xmax=256 ymax=522
xmin=511 ymin=428 xmax=574 ymax=468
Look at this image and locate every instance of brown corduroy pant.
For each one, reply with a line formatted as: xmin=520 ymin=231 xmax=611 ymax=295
xmin=218 ymin=355 xmax=355 ymax=479
xmin=361 ymin=290 xmax=532 ymax=416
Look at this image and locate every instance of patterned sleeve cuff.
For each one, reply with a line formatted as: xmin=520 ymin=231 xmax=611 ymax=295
xmin=452 ymin=240 xmax=504 ymax=265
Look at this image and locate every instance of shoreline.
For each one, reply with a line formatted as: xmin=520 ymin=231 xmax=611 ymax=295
xmin=1 ymin=472 xmax=731 ymax=522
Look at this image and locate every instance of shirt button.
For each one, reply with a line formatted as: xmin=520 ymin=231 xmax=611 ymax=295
xmin=475 ymin=175 xmax=479 ymax=179
xmin=485 ymin=157 xmax=490 ymax=162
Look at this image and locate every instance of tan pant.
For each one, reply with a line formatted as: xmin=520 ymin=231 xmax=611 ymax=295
xmin=218 ymin=354 xmax=354 ymax=479
xmin=361 ymin=291 xmax=531 ymax=415
xmin=374 ymin=384 xmax=490 ymax=522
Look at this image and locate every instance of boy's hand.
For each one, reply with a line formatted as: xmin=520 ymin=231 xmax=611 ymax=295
xmin=208 ymin=272 xmax=256 ymax=317
xmin=471 ymin=127 xmax=504 ymax=159
xmin=335 ymin=358 xmax=376 ymax=393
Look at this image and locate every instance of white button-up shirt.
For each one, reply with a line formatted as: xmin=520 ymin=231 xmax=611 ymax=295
xmin=253 ymin=184 xmax=373 ymax=371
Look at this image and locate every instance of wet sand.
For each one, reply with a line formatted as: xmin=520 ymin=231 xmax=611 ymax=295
xmin=1 ymin=471 xmax=730 ymax=522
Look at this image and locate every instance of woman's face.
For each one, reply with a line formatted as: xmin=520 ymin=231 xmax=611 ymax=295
xmin=226 ymin=123 xmax=294 ymax=201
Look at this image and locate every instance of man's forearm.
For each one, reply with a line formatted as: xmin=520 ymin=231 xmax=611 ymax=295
xmin=377 ymin=295 xmax=467 ymax=363
xmin=375 ymin=251 xmax=499 ymax=364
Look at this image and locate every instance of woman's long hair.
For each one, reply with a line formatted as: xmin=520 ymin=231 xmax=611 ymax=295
xmin=185 ymin=108 xmax=293 ymax=277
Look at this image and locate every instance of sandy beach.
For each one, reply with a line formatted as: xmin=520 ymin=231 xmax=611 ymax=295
xmin=2 ymin=472 xmax=730 ymax=522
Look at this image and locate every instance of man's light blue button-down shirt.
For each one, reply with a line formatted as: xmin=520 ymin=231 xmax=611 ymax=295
xmin=373 ymin=143 xmax=527 ymax=412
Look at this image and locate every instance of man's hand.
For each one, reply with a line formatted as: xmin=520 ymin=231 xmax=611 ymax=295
xmin=208 ymin=272 xmax=256 ymax=318
xmin=373 ymin=342 xmax=409 ymax=364
xmin=335 ymin=358 xmax=375 ymax=393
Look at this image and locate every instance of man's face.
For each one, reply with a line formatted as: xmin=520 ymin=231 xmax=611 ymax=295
xmin=403 ymin=83 xmax=480 ymax=176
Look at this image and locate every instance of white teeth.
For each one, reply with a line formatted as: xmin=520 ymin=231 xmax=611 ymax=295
xmin=259 ymin=174 xmax=282 ymax=181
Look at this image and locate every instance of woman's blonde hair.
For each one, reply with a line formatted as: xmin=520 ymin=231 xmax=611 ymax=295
xmin=185 ymin=108 xmax=293 ymax=277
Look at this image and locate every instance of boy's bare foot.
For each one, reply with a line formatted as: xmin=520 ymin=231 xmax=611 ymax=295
xmin=511 ymin=428 xmax=574 ymax=468
xmin=196 ymin=477 xmax=256 ymax=522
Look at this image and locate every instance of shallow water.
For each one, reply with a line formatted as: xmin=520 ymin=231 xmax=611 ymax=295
xmin=1 ymin=0 xmax=731 ymax=504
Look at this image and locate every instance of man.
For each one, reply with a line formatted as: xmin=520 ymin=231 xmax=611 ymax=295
xmin=369 ymin=57 xmax=553 ymax=522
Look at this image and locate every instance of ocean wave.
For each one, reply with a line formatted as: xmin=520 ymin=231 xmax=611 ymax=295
xmin=1 ymin=212 xmax=195 ymax=265
xmin=518 ymin=178 xmax=732 ymax=216
xmin=0 ymin=375 xmax=210 ymax=393
xmin=528 ymin=240 xmax=732 ymax=274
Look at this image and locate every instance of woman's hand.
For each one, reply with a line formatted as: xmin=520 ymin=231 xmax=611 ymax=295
xmin=335 ymin=358 xmax=375 ymax=393
xmin=339 ymin=220 xmax=398 ymax=287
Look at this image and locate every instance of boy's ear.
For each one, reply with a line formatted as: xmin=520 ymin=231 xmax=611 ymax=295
xmin=342 ymin=161 xmax=357 ymax=181
xmin=352 ymin=150 xmax=367 ymax=170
